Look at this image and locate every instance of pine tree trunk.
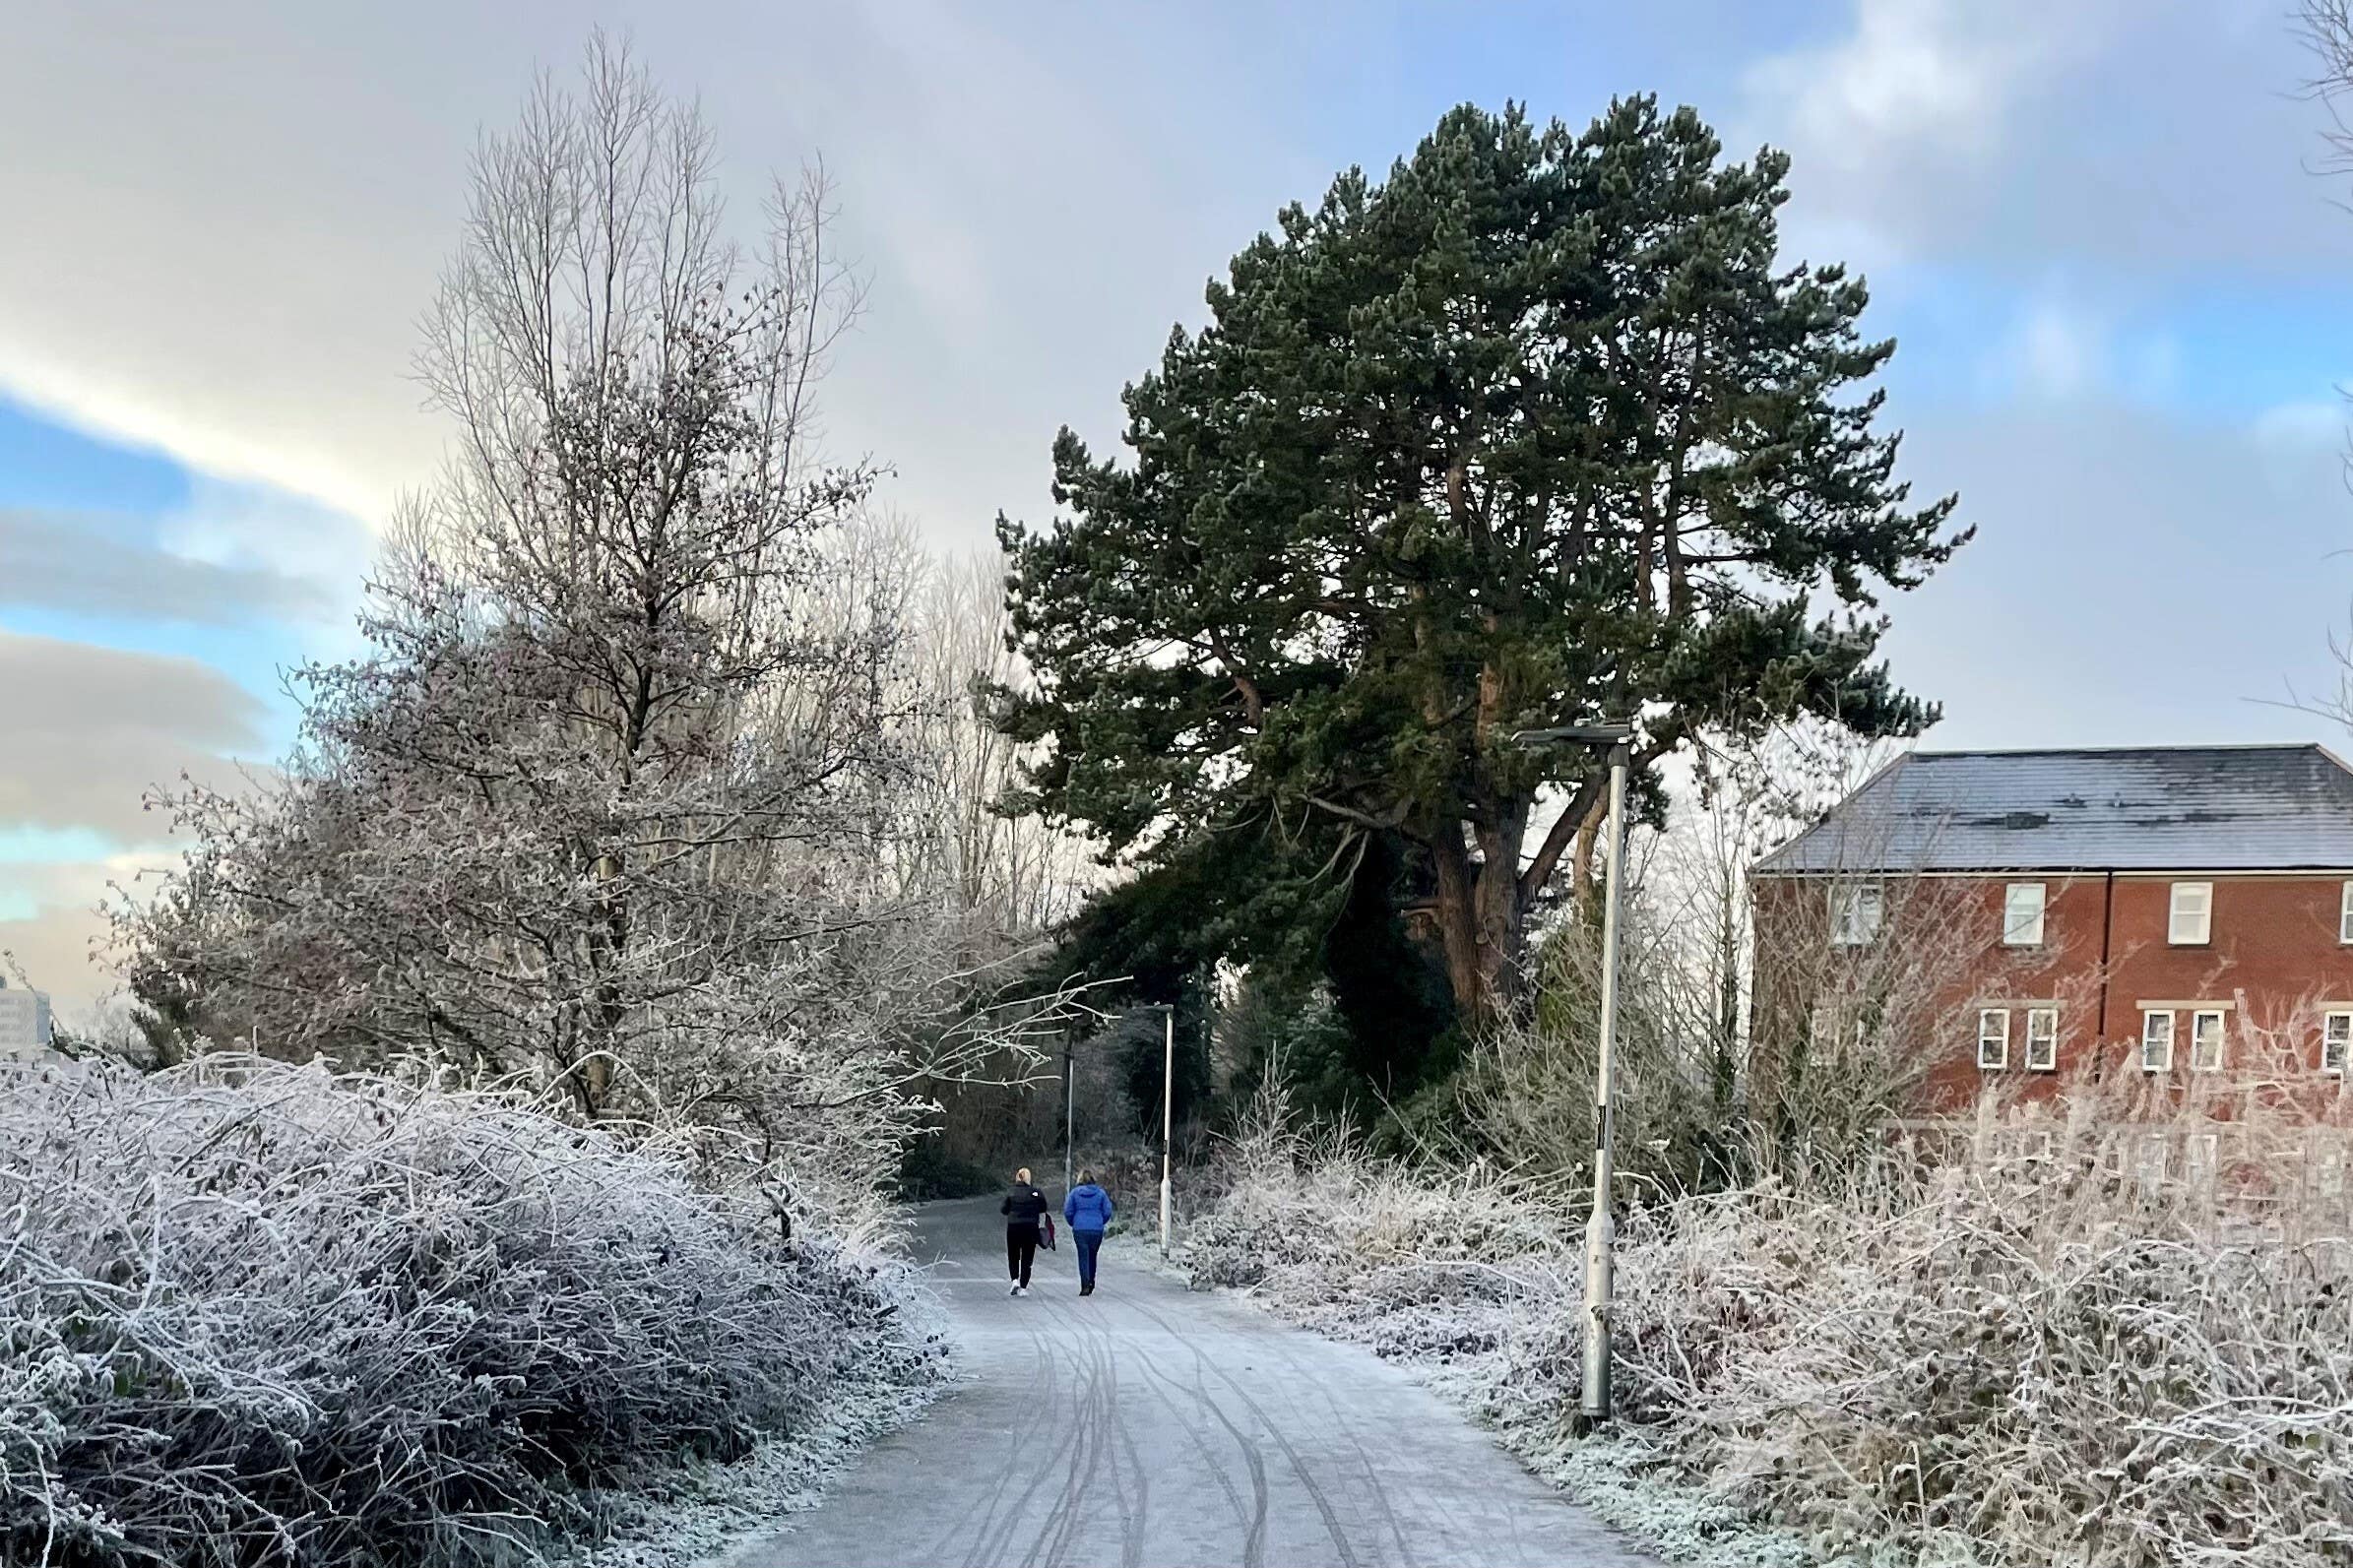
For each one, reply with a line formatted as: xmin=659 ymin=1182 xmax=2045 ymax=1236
xmin=1567 ymin=791 xmax=1608 ymax=909
xmin=1430 ymin=835 xmax=1484 ymax=1020
xmin=1429 ymin=813 xmax=1529 ymax=1029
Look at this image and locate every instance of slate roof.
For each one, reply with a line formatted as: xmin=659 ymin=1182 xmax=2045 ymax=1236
xmin=1752 ymin=745 xmax=2353 ymax=874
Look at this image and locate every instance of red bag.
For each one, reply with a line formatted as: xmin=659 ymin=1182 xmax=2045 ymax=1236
xmin=1042 ymin=1215 xmax=1057 ymax=1251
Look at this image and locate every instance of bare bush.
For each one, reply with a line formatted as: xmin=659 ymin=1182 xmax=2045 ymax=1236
xmin=0 ymin=1055 xmax=941 ymax=1568
xmin=1447 ymin=921 xmax=1727 ymax=1191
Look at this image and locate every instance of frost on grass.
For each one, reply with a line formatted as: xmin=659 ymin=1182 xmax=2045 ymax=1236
xmin=552 ymin=1355 xmax=946 ymax=1568
xmin=1186 ymin=1070 xmax=2353 ymax=1568
xmin=0 ymin=1056 xmax=947 ymax=1568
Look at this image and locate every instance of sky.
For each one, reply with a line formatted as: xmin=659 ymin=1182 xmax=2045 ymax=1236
xmin=7 ymin=0 xmax=2353 ymax=1018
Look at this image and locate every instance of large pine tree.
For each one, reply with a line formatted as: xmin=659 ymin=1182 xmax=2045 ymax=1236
xmin=996 ymin=99 xmax=1967 ymax=1027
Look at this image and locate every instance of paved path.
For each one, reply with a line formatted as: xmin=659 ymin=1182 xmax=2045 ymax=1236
xmin=721 ymin=1196 xmax=1657 ymax=1568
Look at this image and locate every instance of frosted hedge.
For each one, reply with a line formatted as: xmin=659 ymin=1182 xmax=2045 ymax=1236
xmin=0 ymin=1056 xmax=936 ymax=1568
xmin=1188 ymin=1096 xmax=2353 ymax=1567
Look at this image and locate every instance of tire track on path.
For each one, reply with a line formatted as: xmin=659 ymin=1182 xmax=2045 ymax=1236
xmin=717 ymin=1199 xmax=1662 ymax=1568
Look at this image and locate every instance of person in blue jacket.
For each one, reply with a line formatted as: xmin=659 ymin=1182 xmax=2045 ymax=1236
xmin=1062 ymin=1171 xmax=1115 ymax=1296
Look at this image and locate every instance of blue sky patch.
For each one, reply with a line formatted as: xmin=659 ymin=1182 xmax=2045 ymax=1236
xmin=0 ymin=393 xmax=190 ymax=516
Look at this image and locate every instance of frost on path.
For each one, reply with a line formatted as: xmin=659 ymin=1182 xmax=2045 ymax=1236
xmin=714 ymin=1198 xmax=1660 ymax=1568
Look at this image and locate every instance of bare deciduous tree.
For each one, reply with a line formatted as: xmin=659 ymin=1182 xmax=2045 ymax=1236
xmin=112 ymin=37 xmax=1064 ymax=1207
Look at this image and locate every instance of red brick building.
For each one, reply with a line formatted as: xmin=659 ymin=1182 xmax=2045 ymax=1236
xmin=1749 ymin=745 xmax=2353 ymax=1116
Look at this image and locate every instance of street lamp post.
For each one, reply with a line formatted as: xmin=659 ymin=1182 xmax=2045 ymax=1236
xmin=1510 ymin=721 xmax=1632 ymax=1429
xmin=1154 ymin=1002 xmax=1175 ymax=1259
xmin=1062 ymin=1035 xmax=1076 ymax=1199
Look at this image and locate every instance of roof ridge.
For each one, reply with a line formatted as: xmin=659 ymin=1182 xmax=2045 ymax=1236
xmin=1910 ymin=742 xmax=2328 ymax=759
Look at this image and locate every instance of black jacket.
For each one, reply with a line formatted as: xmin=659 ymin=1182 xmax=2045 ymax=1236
xmin=1001 ymin=1182 xmax=1048 ymax=1229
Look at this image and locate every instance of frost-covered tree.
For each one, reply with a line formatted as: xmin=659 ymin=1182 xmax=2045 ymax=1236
xmin=821 ymin=521 xmax=1100 ymax=942
xmin=116 ymin=40 xmax=1040 ymax=1198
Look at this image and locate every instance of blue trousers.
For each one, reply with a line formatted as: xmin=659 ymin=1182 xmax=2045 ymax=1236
xmin=1074 ymin=1228 xmax=1105 ymax=1288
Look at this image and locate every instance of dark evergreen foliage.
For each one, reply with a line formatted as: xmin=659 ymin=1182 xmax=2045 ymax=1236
xmin=998 ymin=96 xmax=1967 ymax=1031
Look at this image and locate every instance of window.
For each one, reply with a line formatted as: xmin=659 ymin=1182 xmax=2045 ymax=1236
xmin=2025 ymin=1006 xmax=2059 ymax=1072
xmin=2189 ymin=1131 xmax=2220 ymax=1185
xmin=2190 ymin=1009 xmax=2226 ymax=1073
xmin=2141 ymin=1010 xmax=2176 ymax=1073
xmin=2340 ymin=882 xmax=2353 ymax=944
xmin=2325 ymin=1012 xmax=2351 ymax=1077
xmin=1809 ymin=999 xmax=1873 ymax=1057
xmin=1830 ymin=883 xmax=1884 ymax=947
xmin=2168 ymin=881 xmax=2212 ymax=945
xmin=1977 ymin=1008 xmax=2010 ymax=1070
xmin=2003 ymin=882 xmax=2046 ymax=946
xmin=2319 ymin=1146 xmax=2348 ymax=1201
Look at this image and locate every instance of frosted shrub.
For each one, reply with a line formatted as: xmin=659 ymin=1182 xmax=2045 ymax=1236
xmin=1608 ymin=1112 xmax=2353 ymax=1566
xmin=0 ymin=1056 xmax=938 ymax=1568
xmin=1189 ymin=1075 xmax=2353 ymax=1567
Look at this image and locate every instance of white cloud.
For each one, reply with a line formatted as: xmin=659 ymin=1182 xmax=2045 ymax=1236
xmin=0 ymin=346 xmax=432 ymax=531
xmin=1735 ymin=0 xmax=2351 ymax=283
xmin=1971 ymin=290 xmax=2211 ymax=410
xmin=2255 ymin=398 xmax=2348 ymax=451
xmin=0 ymin=850 xmax=154 ymax=1021
xmin=0 ymin=632 xmax=271 ymax=841
xmin=1739 ymin=0 xmax=2130 ymax=266
xmin=0 ymin=2 xmax=1282 ymax=558
xmin=0 ymin=506 xmax=334 ymax=625
xmin=0 ymin=13 xmax=458 ymax=525
xmin=1750 ymin=0 xmax=2026 ymax=163
xmin=0 ymin=634 xmax=279 ymax=1018
xmin=2003 ymin=298 xmax=2107 ymax=401
xmin=155 ymin=476 xmax=376 ymax=659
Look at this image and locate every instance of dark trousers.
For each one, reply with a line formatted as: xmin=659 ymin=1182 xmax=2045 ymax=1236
xmin=1006 ymin=1223 xmax=1037 ymax=1286
xmin=1074 ymin=1228 xmax=1105 ymax=1289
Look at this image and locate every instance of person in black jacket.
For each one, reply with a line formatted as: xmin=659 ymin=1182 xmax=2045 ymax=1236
xmin=1000 ymin=1167 xmax=1048 ymax=1295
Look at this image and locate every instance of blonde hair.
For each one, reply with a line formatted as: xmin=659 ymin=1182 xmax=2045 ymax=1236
xmin=1079 ymin=1169 xmax=1097 ymax=1184
xmin=1015 ymin=1167 xmax=1032 ymax=1183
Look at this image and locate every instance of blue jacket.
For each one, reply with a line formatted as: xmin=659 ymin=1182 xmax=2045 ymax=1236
xmin=1063 ymin=1183 xmax=1114 ymax=1232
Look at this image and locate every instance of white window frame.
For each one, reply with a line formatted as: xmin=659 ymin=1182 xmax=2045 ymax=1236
xmin=2323 ymin=1011 xmax=2351 ymax=1077
xmin=2168 ymin=881 xmax=2212 ymax=946
xmin=1830 ymin=883 xmax=1884 ymax=948
xmin=2003 ymin=882 xmax=2047 ymax=947
xmin=2339 ymin=881 xmax=2353 ymax=945
xmin=1977 ymin=1008 xmax=2010 ymax=1071
xmin=2190 ymin=1008 xmax=2226 ymax=1073
xmin=2024 ymin=1006 xmax=2059 ymax=1072
xmin=2141 ymin=1009 xmax=2176 ymax=1073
